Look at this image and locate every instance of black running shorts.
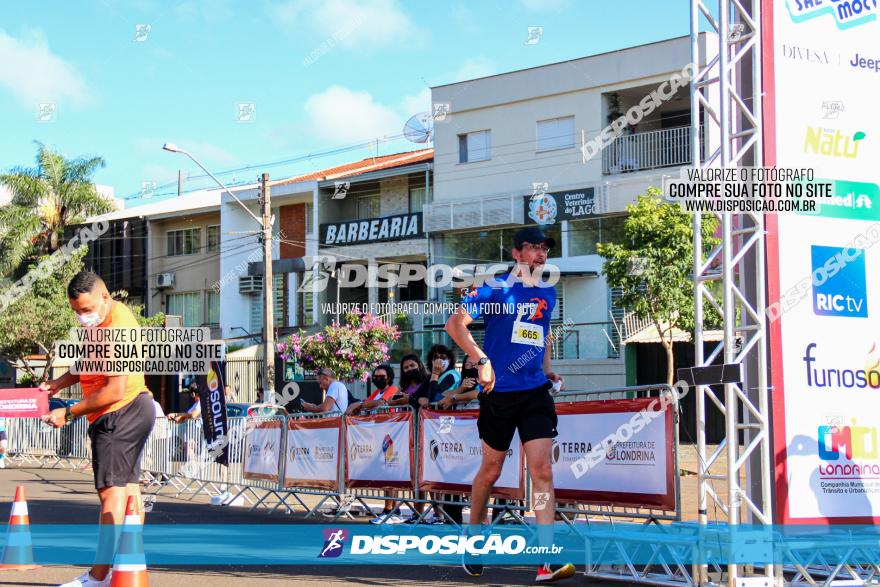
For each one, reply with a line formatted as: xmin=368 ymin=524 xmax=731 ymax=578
xmin=88 ymin=392 xmax=155 ymax=490
xmin=476 ymin=382 xmax=558 ymax=452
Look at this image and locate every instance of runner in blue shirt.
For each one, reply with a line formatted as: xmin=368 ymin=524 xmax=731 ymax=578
xmin=445 ymin=226 xmax=574 ymax=583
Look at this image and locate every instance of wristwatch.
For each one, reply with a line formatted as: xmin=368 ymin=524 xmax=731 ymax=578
xmin=64 ymin=406 xmax=75 ymax=423
xmin=476 ymin=357 xmax=489 ymax=366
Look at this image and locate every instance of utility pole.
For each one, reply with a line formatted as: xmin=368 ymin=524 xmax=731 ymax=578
xmin=260 ymin=172 xmax=275 ymax=404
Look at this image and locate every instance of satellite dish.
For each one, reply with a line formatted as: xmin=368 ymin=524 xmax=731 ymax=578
xmin=403 ymin=112 xmax=433 ymax=143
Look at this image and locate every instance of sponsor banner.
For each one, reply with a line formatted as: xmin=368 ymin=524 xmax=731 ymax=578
xmin=0 ymin=388 xmax=48 ymax=418
xmin=553 ymin=399 xmax=675 ymax=509
xmin=196 ymin=360 xmax=228 ymax=465
xmin=418 ymin=409 xmax=525 ymax=499
xmin=319 ymin=212 xmax=423 ymax=246
xmin=523 ymin=187 xmax=598 ymax=226
xmin=285 ymin=416 xmax=341 ymax=491
xmin=767 ymin=0 xmax=880 ymax=523
xmin=243 ymin=420 xmax=283 ymax=483
xmin=345 ymin=411 xmax=413 ymax=489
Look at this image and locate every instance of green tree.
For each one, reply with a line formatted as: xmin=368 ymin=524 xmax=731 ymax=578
xmin=597 ymin=188 xmax=719 ymax=384
xmin=0 ymin=143 xmax=114 ymax=276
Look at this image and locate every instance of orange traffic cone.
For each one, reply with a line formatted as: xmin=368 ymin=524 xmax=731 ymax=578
xmin=0 ymin=485 xmax=39 ymax=571
xmin=109 ymin=496 xmax=149 ymax=586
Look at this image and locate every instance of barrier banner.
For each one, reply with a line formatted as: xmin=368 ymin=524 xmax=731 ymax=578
xmin=284 ymin=416 xmax=341 ymax=491
xmin=418 ymin=409 xmax=524 ymax=499
xmin=243 ymin=419 xmax=283 ymax=483
xmin=0 ymin=388 xmax=49 ymax=418
xmin=196 ymin=360 xmax=228 ymax=465
xmin=345 ymin=411 xmax=412 ymax=489
xmin=553 ymin=398 xmax=675 ymax=509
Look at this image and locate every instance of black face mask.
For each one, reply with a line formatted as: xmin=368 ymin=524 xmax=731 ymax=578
xmin=461 ymin=369 xmax=479 ymax=389
xmin=402 ymin=369 xmax=422 ymax=384
xmin=372 ymin=376 xmax=388 ymax=389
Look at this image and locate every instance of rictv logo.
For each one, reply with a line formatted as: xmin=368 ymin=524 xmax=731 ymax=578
xmin=810 ymin=245 xmax=867 ymax=318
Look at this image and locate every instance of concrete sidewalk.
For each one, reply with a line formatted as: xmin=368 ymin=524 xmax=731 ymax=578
xmin=0 ymin=466 xmax=591 ymax=586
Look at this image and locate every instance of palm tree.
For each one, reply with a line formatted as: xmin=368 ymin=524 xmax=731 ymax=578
xmin=0 ymin=143 xmax=114 ymax=276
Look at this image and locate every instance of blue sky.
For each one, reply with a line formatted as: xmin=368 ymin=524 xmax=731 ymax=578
xmin=0 ymin=0 xmax=689 ymax=207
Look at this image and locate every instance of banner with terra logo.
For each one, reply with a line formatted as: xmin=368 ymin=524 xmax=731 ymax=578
xmin=418 ymin=409 xmax=524 ymax=499
xmin=285 ymin=416 xmax=342 ymax=490
xmin=344 ymin=411 xmax=413 ymax=489
xmin=767 ymin=0 xmax=880 ymax=522
xmin=196 ymin=360 xmax=228 ymax=465
xmin=552 ymin=399 xmax=674 ymax=510
xmin=243 ymin=419 xmax=283 ymax=483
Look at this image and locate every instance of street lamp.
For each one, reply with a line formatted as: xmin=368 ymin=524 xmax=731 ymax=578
xmin=163 ymin=144 xmax=277 ymax=404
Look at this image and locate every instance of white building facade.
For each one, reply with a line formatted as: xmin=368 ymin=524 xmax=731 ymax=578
xmin=427 ymin=35 xmax=717 ymax=390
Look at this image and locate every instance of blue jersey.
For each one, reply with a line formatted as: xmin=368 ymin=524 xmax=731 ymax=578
xmin=464 ymin=273 xmax=556 ymax=392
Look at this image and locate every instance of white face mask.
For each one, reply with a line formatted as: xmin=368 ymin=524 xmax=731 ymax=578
xmin=440 ymin=359 xmax=450 ymax=371
xmin=77 ymin=300 xmax=106 ymax=328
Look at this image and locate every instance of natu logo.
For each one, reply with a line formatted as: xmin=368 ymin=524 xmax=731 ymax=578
xmin=804 ymin=127 xmax=867 ymax=159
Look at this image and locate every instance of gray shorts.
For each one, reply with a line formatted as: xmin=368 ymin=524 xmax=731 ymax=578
xmin=88 ymin=393 xmax=155 ymax=489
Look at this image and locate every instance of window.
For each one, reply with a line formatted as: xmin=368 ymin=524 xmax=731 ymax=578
xmin=166 ymin=292 xmax=201 ymax=327
xmin=537 ymin=116 xmax=575 ymax=151
xmin=166 ymin=228 xmax=201 ymax=256
xmin=305 ymin=203 xmax=314 ymax=234
xmin=357 ymin=193 xmax=380 ymax=219
xmin=206 ymin=225 xmax=220 ymax=253
xmin=458 ymin=130 xmax=491 ymax=163
xmin=568 ymin=215 xmax=628 ymax=256
xmin=409 ymin=187 xmax=426 ymax=214
xmin=440 ymin=224 xmax=561 ymax=266
xmin=205 ymin=290 xmax=220 ymax=325
xmin=249 ymin=274 xmax=286 ymax=332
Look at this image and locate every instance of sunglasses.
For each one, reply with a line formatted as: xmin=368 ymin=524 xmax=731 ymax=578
xmin=520 ymin=242 xmax=551 ymax=253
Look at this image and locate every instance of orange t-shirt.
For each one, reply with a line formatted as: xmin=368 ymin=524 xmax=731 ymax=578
xmin=366 ymin=385 xmax=399 ymax=402
xmin=79 ymin=301 xmax=150 ymax=423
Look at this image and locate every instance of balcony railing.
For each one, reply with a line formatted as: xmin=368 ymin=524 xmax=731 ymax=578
xmin=602 ymin=126 xmax=698 ymax=175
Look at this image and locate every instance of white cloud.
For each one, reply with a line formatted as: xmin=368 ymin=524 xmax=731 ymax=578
xmin=272 ymin=0 xmax=424 ymax=50
xmin=518 ymin=0 xmax=571 ymax=10
xmin=0 ymin=28 xmax=91 ymax=109
xmin=454 ymin=56 xmax=497 ymax=82
xmin=400 ymin=87 xmax=431 ymax=117
xmin=303 ymin=85 xmax=401 ymax=144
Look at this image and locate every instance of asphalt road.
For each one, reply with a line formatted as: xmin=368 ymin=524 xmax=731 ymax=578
xmin=0 ymin=466 xmax=602 ymax=586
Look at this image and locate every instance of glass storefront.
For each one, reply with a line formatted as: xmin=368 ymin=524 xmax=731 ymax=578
xmin=567 ymin=215 xmax=627 ymax=256
xmin=439 ymin=224 xmax=563 ymax=265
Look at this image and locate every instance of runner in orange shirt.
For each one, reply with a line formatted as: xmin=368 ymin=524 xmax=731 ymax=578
xmin=41 ymin=270 xmax=155 ymax=587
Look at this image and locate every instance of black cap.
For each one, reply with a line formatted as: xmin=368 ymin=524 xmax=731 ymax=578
xmin=513 ymin=226 xmax=556 ymax=250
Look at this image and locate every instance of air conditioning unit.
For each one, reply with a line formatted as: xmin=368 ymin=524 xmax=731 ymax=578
xmin=239 ymin=276 xmax=263 ymax=295
xmin=155 ymin=273 xmax=175 ymax=289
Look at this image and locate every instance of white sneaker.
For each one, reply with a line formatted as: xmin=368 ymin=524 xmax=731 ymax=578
xmin=369 ymin=512 xmax=405 ymax=525
xmin=59 ymin=571 xmax=111 ymax=587
xmin=0 ymin=458 xmax=6 ymax=468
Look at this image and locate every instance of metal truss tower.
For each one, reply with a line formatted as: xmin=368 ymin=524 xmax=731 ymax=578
xmin=689 ymin=1 xmax=774 ymax=585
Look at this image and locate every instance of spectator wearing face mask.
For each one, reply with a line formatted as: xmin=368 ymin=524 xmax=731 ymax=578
xmin=427 ymin=344 xmax=461 ymax=404
xmin=398 ymin=354 xmax=431 ymax=409
xmin=437 ymin=357 xmax=482 ymax=410
xmin=347 ymin=365 xmax=401 ymax=415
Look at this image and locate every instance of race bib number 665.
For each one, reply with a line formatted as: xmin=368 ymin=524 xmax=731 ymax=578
xmin=511 ymin=322 xmax=544 ymax=347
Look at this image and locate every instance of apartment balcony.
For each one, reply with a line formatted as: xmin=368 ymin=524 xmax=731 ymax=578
xmin=602 ymin=126 xmax=699 ymax=175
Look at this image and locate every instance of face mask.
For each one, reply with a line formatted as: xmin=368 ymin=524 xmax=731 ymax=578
xmin=77 ymin=299 xmax=106 ymax=328
xmin=403 ymin=368 xmax=422 ymax=384
xmin=440 ymin=359 xmax=450 ymax=371
xmin=372 ymin=376 xmax=388 ymax=389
